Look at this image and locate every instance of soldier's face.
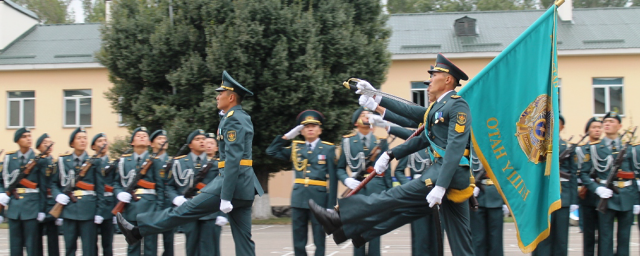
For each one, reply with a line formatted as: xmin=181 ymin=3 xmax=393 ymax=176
xmin=189 ymin=135 xmax=206 ymax=153
xmin=131 ymin=132 xmax=150 ymax=147
xmin=205 ymin=138 xmax=218 ymax=155
xmin=426 ymin=72 xmax=447 ymax=102
xmin=301 ymin=124 xmax=322 ymax=140
xmin=602 ymin=118 xmax=621 ymax=134
xmin=38 ymin=138 xmax=53 ymax=154
xmin=17 ymin=133 xmax=32 ymax=148
xmin=152 ymin=135 xmax=168 ymax=150
xmin=92 ymin=137 xmax=108 ymax=154
xmin=559 ymin=120 xmax=564 ymax=132
xmin=72 ymin=132 xmax=88 ymax=151
xmin=356 ymin=111 xmax=371 ymax=127
xmin=588 ymin=122 xmax=602 ymax=140
xmin=216 ymin=91 xmax=232 ymax=110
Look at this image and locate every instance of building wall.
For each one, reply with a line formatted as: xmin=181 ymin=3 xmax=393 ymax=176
xmin=0 ymin=3 xmax=38 ymax=51
xmin=0 ymin=68 xmax=129 ymax=156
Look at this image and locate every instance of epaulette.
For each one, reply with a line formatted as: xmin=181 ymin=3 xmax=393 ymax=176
xmin=321 ymin=141 xmax=334 ymax=146
xmin=578 ymin=142 xmax=587 ymax=146
xmin=343 ymin=132 xmax=356 ymax=138
xmin=226 ymin=110 xmax=235 ymax=118
xmin=451 ymin=95 xmax=462 ymax=99
xmin=590 ymin=140 xmax=601 ymax=145
xmin=292 ymin=140 xmax=305 ymax=144
xmin=5 ymin=150 xmax=17 ymax=155
xmin=633 ymin=142 xmax=640 ymax=146
xmin=59 ymin=152 xmax=72 ymax=157
xmin=376 ymin=135 xmax=388 ymax=140
xmin=173 ymin=155 xmax=187 ymax=160
xmin=121 ymin=153 xmax=132 ymax=157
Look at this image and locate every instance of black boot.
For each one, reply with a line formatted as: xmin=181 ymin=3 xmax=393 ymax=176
xmin=116 ymin=213 xmax=142 ymax=245
xmin=332 ymin=227 xmax=348 ymax=244
xmin=308 ymin=199 xmax=342 ymax=235
xmin=352 ymin=235 xmax=367 ymax=248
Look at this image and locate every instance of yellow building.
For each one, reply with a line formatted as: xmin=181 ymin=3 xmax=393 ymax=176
xmin=1 ymin=1 xmax=639 ymax=206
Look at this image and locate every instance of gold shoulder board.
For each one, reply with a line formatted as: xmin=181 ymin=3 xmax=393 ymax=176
xmin=173 ymin=155 xmax=187 ymax=160
xmin=590 ymin=140 xmax=601 ymax=145
xmin=5 ymin=150 xmax=17 ymax=155
xmin=227 ymin=110 xmax=235 ymax=118
xmin=343 ymin=132 xmax=356 ymax=138
xmin=292 ymin=140 xmax=305 ymax=144
xmin=451 ymin=95 xmax=462 ymax=99
xmin=121 ymin=153 xmax=132 ymax=157
xmin=321 ymin=141 xmax=334 ymax=146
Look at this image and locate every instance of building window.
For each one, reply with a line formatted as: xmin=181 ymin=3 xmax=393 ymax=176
xmin=411 ymin=81 xmax=428 ymax=107
xmin=64 ymin=90 xmax=92 ymax=127
xmin=593 ymin=78 xmax=623 ymax=116
xmin=7 ymin=91 xmax=35 ymax=128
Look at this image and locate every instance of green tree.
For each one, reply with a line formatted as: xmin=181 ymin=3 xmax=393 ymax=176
xmin=573 ymin=0 xmax=628 ymax=7
xmin=13 ymin=0 xmax=73 ymax=24
xmin=83 ymin=0 xmax=105 ymax=23
xmin=99 ymin=0 xmax=390 ymax=217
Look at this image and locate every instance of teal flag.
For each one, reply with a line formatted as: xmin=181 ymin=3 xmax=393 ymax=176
xmin=458 ymin=5 xmax=560 ymax=253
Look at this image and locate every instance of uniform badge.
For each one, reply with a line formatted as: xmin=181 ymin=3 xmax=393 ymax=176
xmin=318 ymin=155 xmax=326 ymax=165
xmin=455 ymin=124 xmax=465 ymax=133
xmin=457 ymin=112 xmax=467 ymax=125
xmin=515 ymin=95 xmax=552 ymax=164
xmin=227 ymin=131 xmax=237 ymax=142
xmin=584 ymin=153 xmax=590 ymax=162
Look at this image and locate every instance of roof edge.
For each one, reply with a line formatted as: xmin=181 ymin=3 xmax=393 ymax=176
xmin=0 ymin=24 xmax=37 ymax=53
xmin=1 ymin=0 xmax=39 ymax=20
xmin=0 ymin=62 xmax=103 ymax=71
xmin=389 ymin=6 xmax=640 ymax=17
xmin=391 ymin=48 xmax=640 ymax=60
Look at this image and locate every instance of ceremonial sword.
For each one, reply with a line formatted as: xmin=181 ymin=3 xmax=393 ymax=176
xmin=342 ymin=78 xmax=421 ymax=106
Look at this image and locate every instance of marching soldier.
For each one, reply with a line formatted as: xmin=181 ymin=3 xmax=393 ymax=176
xmin=150 ymin=129 xmax=175 ymax=256
xmin=93 ymin=133 xmax=115 ymax=256
xmin=576 ymin=117 xmax=602 ymax=256
xmin=0 ymin=128 xmax=47 ymax=256
xmin=533 ymin=115 xmax=579 ymax=256
xmin=204 ymin=132 xmax=229 ymax=256
xmin=51 ymin=127 xmax=105 ymax=256
xmin=266 ymin=110 xmax=338 ymax=256
xmin=36 ymin=133 xmax=61 ymax=256
xmin=336 ymin=106 xmax=391 ymax=256
xmin=167 ymin=129 xmax=227 ymax=256
xmin=310 ymin=53 xmax=475 ymax=256
xmin=580 ymin=112 xmax=639 ymax=256
xmin=117 ymin=71 xmax=264 ymax=256
xmin=114 ymin=127 xmax=164 ymax=256
xmin=629 ymin=129 xmax=640 ymax=251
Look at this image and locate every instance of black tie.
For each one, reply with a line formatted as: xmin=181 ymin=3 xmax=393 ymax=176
xmin=137 ymin=157 xmax=142 ymax=168
xmin=21 ymin=156 xmax=26 ymax=166
xmin=75 ymin=158 xmax=81 ymax=169
xmin=196 ymin=157 xmax=202 ymax=168
xmin=362 ymin=136 xmax=368 ymax=150
xmin=307 ymin=143 xmax=312 ymax=152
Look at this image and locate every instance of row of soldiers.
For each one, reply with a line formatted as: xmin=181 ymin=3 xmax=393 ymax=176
xmin=0 ymin=126 xmax=229 ymax=256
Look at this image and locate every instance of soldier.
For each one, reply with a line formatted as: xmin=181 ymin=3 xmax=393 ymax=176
xmin=266 ymin=110 xmax=338 ymax=256
xmin=168 ymin=129 xmax=228 ymax=256
xmin=580 ymin=112 xmax=639 ymax=256
xmin=114 ymin=127 xmax=164 ymax=256
xmin=51 ymin=127 xmax=105 ymax=256
xmin=576 ymin=117 xmax=602 ymax=256
xmin=310 ymin=53 xmax=475 ymax=256
xmin=36 ymin=133 xmax=61 ymax=256
xmin=150 ymin=129 xmax=175 ymax=256
xmin=117 ymin=70 xmax=264 ymax=256
xmin=629 ymin=128 xmax=640 ymax=252
xmin=204 ymin=132 xmax=229 ymax=256
xmin=92 ymin=133 xmax=115 ymax=256
xmin=0 ymin=128 xmax=47 ymax=256
xmin=532 ymin=115 xmax=579 ymax=256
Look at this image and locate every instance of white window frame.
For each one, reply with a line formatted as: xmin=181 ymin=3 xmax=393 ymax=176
xmin=6 ymin=91 xmax=35 ymax=129
xmin=410 ymin=82 xmax=429 ymax=107
xmin=592 ymin=78 xmax=624 ymax=117
xmin=63 ymin=90 xmax=92 ymax=127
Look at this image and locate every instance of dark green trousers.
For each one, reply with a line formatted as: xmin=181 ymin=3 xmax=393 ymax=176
xmin=63 ymin=219 xmax=97 ymax=256
xmin=338 ymin=178 xmax=474 ymax=256
xmin=581 ymin=206 xmax=599 ymax=256
xmin=470 ymin=207 xmax=503 ymax=256
xmin=598 ymin=209 xmax=633 ymax=256
xmin=532 ymin=207 xmax=570 ymax=256
xmin=137 ymin=192 xmax=255 ymax=256
xmin=96 ymin=221 xmax=114 ymax=256
xmin=182 ymin=219 xmax=221 ymax=256
xmin=410 ymin=215 xmax=438 ymax=256
xmin=8 ymin=218 xmax=39 ymax=256
xmin=291 ymin=207 xmax=325 ymax=256
xmin=128 ymin=221 xmax=158 ymax=256
xmin=37 ymin=220 xmax=60 ymax=256
xmin=161 ymin=229 xmax=175 ymax=256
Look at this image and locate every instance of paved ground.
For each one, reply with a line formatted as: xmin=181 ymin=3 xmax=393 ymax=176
xmin=1 ymin=223 xmax=638 ymax=255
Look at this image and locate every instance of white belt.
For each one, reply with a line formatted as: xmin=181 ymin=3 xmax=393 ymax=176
xmin=135 ymin=189 xmax=156 ymax=195
xmin=413 ymin=174 xmax=422 ymax=179
xmin=104 ymin=192 xmax=114 ymax=197
xmin=560 ymin=178 xmax=570 ymax=182
xmin=15 ymin=188 xmax=40 ymax=194
xmin=481 ymin=179 xmax=494 ymax=185
xmin=73 ymin=190 xmax=96 ymax=196
xmin=599 ymin=180 xmax=633 ymax=187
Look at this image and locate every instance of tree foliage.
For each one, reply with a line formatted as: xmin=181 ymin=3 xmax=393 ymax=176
xmin=386 ymin=0 xmax=636 ymax=13
xmin=83 ymin=0 xmax=105 ymax=23
xmin=13 ymin=0 xmax=73 ymax=24
xmin=99 ymin=0 xmax=391 ymax=191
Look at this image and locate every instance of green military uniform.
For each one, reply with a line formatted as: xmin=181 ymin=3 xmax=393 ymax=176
xmin=133 ymin=71 xmax=264 ymax=256
xmin=1 ymin=129 xmax=48 ymax=256
xmin=266 ymin=110 xmax=338 ymax=256
xmin=576 ymin=117 xmax=601 ymax=256
xmin=91 ymin=134 xmax=115 ymax=256
xmin=167 ymin=129 xmax=224 ymax=256
xmin=34 ymin=133 xmax=60 ymax=256
xmin=630 ymin=143 xmax=640 ymax=254
xmin=51 ymin=128 xmax=105 ymax=256
xmin=470 ymin=152 xmax=505 ymax=256
xmin=580 ymin=123 xmax=638 ymax=255
xmin=533 ymin=136 xmax=578 ymax=256
xmin=150 ymin=129 xmax=175 ymax=256
xmin=327 ymin=55 xmax=474 ymax=256
xmin=114 ymin=134 xmax=165 ymax=256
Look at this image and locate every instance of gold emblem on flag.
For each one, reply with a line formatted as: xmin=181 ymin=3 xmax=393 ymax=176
xmin=515 ymin=95 xmax=553 ymax=164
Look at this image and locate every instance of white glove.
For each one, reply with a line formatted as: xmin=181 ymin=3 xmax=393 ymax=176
xmin=220 ymin=199 xmax=233 ymax=213
xmin=0 ymin=193 xmax=10 ymax=206
xmin=637 ymin=180 xmax=640 ymax=191
xmin=113 ymin=216 xmax=117 ymax=224
xmin=577 ymin=178 xmax=582 ymax=183
xmin=173 ymin=196 xmax=187 ymax=206
xmin=366 ymin=114 xmax=388 ymax=128
xmin=117 ymin=192 xmax=132 ymax=203
xmin=55 ymin=218 xmax=63 ymax=226
xmin=473 ymin=187 xmax=480 ymax=197
xmin=37 ymin=212 xmax=46 ymax=222
xmin=426 ymin=185 xmax=446 ymax=208
xmin=0 ymin=216 xmax=3 ymax=223
xmin=94 ymin=215 xmax=104 ymax=224
xmin=215 ymin=216 xmax=228 ymax=226
xmin=355 ymin=79 xmax=375 ymax=94
xmin=570 ymin=204 xmax=579 ymax=212
xmin=55 ymin=194 xmax=70 ymax=205
xmin=634 ymin=205 xmax=640 ymax=215
xmin=284 ymin=125 xmax=305 ymax=140
xmin=344 ymin=178 xmax=361 ymax=190
xmin=374 ymin=152 xmax=390 ymax=175
xmin=359 ymin=95 xmax=378 ymax=110
xmin=595 ymin=187 xmax=613 ymax=199
xmin=502 ymin=205 xmax=510 ymax=216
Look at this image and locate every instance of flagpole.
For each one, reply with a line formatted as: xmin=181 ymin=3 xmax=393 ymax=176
xmin=555 ymin=0 xmax=565 ymax=6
